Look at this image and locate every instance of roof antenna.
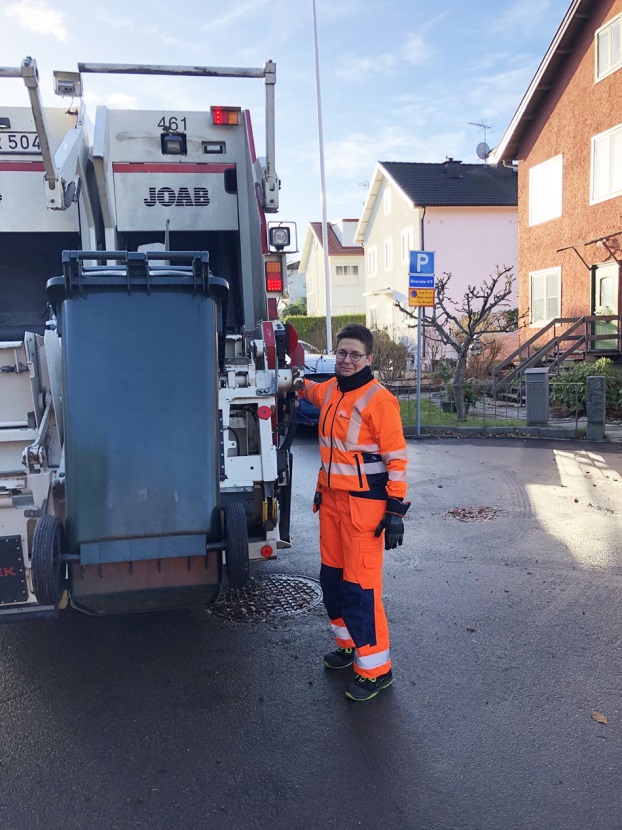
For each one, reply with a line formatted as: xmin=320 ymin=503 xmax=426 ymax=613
xmin=469 ymin=120 xmax=492 ymax=165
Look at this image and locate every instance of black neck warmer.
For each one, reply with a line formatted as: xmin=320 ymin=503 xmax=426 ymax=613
xmin=336 ymin=365 xmax=374 ymax=393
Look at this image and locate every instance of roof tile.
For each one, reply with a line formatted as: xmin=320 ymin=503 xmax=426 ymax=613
xmin=380 ymin=161 xmax=517 ymax=207
xmin=310 ymin=222 xmax=364 ymax=256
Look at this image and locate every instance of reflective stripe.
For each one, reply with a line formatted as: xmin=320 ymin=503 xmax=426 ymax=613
xmin=381 ymin=449 xmax=407 ymax=463
xmin=346 ymin=384 xmax=382 ymax=445
xmin=306 ymin=378 xmax=337 ymax=410
xmin=388 ymin=469 xmax=407 ymax=481
xmin=325 ymin=461 xmax=361 ymax=477
xmin=354 ymin=649 xmax=391 ymax=670
xmin=361 ymin=461 xmax=386 ymax=475
xmin=331 ymin=623 xmax=351 ymax=640
xmin=319 ymin=436 xmax=383 ymax=458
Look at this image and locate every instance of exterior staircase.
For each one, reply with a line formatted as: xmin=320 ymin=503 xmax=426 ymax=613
xmin=492 ymin=315 xmax=621 ymax=397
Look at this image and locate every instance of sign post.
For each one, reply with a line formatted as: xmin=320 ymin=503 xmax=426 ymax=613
xmin=408 ymin=251 xmax=435 ymax=437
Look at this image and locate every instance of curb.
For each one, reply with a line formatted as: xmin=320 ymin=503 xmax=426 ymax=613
xmin=403 ymin=425 xmax=580 ymax=440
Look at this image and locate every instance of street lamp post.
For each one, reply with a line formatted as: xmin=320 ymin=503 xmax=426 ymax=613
xmin=312 ymin=0 xmax=332 ymax=353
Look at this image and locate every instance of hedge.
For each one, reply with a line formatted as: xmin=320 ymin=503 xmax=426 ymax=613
xmin=285 ymin=314 xmax=366 ymax=351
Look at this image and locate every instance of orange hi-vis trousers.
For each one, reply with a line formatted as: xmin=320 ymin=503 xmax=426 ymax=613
xmin=318 ymin=487 xmax=391 ymax=679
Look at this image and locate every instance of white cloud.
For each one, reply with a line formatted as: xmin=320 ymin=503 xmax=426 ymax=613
xmin=401 ymin=33 xmax=434 ymax=65
xmin=4 ymin=0 xmax=67 ymax=41
xmin=201 ymin=0 xmax=271 ymax=33
xmin=96 ymin=13 xmax=136 ymax=31
xmin=334 ymin=29 xmax=434 ymax=82
xmin=491 ymin=0 xmax=556 ymax=38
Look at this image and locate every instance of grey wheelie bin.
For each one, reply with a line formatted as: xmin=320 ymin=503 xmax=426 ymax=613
xmin=45 ymin=250 xmax=230 ymax=615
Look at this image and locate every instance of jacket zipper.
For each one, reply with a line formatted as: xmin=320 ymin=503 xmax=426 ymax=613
xmin=321 ymin=404 xmax=333 ymax=434
xmin=353 ymin=453 xmax=363 ymax=488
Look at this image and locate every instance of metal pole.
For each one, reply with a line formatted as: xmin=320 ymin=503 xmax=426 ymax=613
xmin=416 ymin=307 xmax=422 ymax=437
xmin=312 ymin=0 xmax=332 ymax=353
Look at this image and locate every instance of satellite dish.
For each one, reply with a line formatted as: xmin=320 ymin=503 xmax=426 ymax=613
xmin=476 ymin=142 xmax=490 ymax=160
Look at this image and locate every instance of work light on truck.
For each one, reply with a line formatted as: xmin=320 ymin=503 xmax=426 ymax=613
xmin=268 ymin=226 xmax=290 ymax=251
xmin=161 ymin=133 xmax=187 ymax=155
xmin=265 ymin=260 xmax=284 ymax=293
xmin=211 ymin=106 xmax=241 ymax=126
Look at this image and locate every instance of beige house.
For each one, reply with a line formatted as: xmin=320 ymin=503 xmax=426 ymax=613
xmin=298 ymin=219 xmax=365 ymax=317
xmin=354 ymin=160 xmax=518 ymax=343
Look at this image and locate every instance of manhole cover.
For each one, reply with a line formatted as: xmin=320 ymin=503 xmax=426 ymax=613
xmin=211 ymin=574 xmax=323 ymax=622
xmin=446 ymin=506 xmax=500 ymax=522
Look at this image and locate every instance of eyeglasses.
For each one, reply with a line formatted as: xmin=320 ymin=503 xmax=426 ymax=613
xmin=335 ymin=349 xmax=368 ymax=362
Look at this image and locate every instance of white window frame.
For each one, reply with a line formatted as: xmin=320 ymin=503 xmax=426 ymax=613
xmin=596 ymin=13 xmax=622 ymax=81
xmin=384 ymin=238 xmax=393 ymax=271
xmin=334 ymin=264 xmax=358 ymax=285
xmin=401 ymin=226 xmax=414 ymax=264
xmin=529 ymin=155 xmax=563 ymax=226
xmin=368 ymin=306 xmax=378 ymax=329
xmin=368 ymin=246 xmax=377 ymax=277
xmin=383 ymin=186 xmax=392 ymax=215
xmin=591 ymin=123 xmax=622 ymax=204
xmin=529 ymin=266 xmax=561 ymax=326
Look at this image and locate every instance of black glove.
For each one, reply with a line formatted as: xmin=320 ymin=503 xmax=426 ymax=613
xmin=374 ymin=498 xmax=411 ymax=550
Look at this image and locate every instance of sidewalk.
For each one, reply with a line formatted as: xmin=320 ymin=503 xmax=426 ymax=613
xmin=405 ymin=417 xmax=622 ymax=442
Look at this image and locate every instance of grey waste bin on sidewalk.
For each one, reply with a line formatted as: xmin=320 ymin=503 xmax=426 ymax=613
xmin=525 ymin=368 xmax=549 ymax=425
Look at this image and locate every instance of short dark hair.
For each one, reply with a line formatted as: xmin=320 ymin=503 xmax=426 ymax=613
xmin=336 ymin=323 xmax=373 ymax=355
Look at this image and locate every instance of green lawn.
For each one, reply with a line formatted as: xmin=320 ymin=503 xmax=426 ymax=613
xmin=399 ymin=397 xmax=526 ymax=428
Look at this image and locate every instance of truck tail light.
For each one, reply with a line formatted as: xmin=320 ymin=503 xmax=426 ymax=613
xmin=265 ymin=260 xmax=283 ymax=293
xmin=211 ymin=106 xmax=241 ymax=126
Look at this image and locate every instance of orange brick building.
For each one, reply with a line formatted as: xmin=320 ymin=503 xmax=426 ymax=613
xmin=493 ymin=0 xmax=622 ymax=358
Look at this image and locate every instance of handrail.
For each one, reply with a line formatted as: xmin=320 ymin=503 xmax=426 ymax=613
xmin=492 ymin=314 xmax=622 ymax=393
xmin=492 ymin=316 xmax=581 ymax=377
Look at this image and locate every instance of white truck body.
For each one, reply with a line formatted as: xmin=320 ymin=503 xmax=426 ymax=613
xmin=0 ymin=58 xmax=301 ymax=621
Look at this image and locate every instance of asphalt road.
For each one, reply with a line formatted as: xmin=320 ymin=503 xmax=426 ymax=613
xmin=2 ymin=433 xmax=622 ymax=830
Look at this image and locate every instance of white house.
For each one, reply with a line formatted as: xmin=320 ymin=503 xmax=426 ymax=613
xmin=298 ymin=219 xmax=365 ymax=317
xmin=354 ymin=159 xmax=518 ymax=343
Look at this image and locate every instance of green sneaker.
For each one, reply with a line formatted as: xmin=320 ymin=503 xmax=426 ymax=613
xmin=345 ymin=670 xmax=393 ymax=701
xmin=323 ymin=647 xmax=355 ymax=669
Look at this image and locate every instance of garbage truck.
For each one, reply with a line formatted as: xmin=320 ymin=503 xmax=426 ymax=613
xmin=0 ymin=57 xmax=303 ymax=622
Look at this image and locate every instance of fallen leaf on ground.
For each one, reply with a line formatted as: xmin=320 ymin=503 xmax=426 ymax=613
xmin=446 ymin=506 xmax=500 ymax=522
xmin=591 ymin=710 xmax=608 ymax=724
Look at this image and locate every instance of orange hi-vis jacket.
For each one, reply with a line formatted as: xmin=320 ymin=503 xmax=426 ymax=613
xmin=301 ymin=377 xmax=407 ymax=500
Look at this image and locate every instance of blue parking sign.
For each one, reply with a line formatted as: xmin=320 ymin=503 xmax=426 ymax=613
xmin=409 ymin=250 xmax=435 ymax=276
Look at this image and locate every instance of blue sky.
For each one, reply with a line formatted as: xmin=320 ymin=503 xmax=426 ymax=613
xmin=0 ymin=0 xmax=570 ymax=246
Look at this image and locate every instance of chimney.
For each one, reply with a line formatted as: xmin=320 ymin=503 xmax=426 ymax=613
xmin=443 ymin=157 xmax=462 ymax=178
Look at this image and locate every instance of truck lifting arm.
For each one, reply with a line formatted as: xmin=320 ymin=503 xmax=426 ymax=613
xmin=0 ymin=56 xmax=84 ymax=210
xmin=77 ymin=60 xmax=279 ymax=212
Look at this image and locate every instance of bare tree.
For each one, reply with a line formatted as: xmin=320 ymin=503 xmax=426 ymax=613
xmin=395 ymin=266 xmax=517 ymax=421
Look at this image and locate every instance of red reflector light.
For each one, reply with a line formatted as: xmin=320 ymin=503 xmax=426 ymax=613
xmin=266 ymin=260 xmax=283 ymax=293
xmin=260 ymin=545 xmax=273 ymax=558
xmin=257 ymin=405 xmax=272 ymax=420
xmin=211 ymin=106 xmax=241 ymax=126
xmin=265 ymin=260 xmax=283 ymax=293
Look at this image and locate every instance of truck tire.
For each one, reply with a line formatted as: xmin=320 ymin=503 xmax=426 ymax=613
xmin=225 ymin=502 xmax=249 ymax=589
xmin=31 ymin=515 xmax=66 ymax=606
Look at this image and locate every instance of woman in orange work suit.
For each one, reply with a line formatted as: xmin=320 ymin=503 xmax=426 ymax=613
xmin=299 ymin=323 xmax=410 ymax=702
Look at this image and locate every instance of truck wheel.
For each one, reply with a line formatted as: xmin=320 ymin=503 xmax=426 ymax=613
xmin=31 ymin=515 xmax=66 ymax=606
xmin=224 ymin=502 xmax=249 ymax=589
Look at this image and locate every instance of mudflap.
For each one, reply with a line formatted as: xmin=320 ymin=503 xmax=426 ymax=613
xmin=0 ymin=536 xmax=29 ymax=605
xmin=0 ymin=535 xmax=58 ymax=623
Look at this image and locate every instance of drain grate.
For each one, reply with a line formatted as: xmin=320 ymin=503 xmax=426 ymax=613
xmin=211 ymin=574 xmax=323 ymax=622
